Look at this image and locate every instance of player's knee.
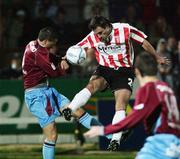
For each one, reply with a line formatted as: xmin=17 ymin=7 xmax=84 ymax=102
xmin=46 ymin=131 xmax=58 ymax=142
xmin=86 ymin=83 xmax=95 ymax=94
xmin=47 ymin=133 xmax=58 ymax=142
xmin=87 ymin=80 xmax=103 ymax=94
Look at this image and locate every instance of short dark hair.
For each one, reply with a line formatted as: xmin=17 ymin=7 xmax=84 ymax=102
xmin=89 ymin=16 xmax=112 ymax=30
xmin=38 ymin=27 xmax=58 ymax=41
xmin=135 ymin=52 xmax=158 ymax=76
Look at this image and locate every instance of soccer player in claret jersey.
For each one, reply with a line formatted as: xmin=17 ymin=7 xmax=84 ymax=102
xmin=62 ymin=16 xmax=170 ymax=150
xmin=22 ymin=27 xmax=102 ymax=159
xmin=84 ymin=53 xmax=180 ymax=159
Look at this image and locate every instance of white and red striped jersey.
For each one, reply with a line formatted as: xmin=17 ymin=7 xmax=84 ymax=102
xmin=77 ymin=23 xmax=147 ymax=69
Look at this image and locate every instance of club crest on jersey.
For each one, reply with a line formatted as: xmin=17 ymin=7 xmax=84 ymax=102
xmin=97 ymin=44 xmax=125 ymax=55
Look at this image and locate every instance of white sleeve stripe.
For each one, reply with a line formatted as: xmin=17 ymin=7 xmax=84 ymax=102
xmin=131 ymin=33 xmax=145 ymax=43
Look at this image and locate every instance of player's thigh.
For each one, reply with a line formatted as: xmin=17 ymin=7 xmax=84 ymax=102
xmin=110 ymin=67 xmax=134 ymax=92
xmin=43 ymin=121 xmax=57 ymax=141
xmin=25 ymin=89 xmax=51 ymax=120
xmin=25 ymin=88 xmax=62 ymax=128
xmin=87 ymin=75 xmax=108 ymax=93
xmin=51 ymin=87 xmax=70 ymax=109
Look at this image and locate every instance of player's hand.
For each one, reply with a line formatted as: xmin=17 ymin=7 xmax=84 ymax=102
xmin=60 ymin=60 xmax=69 ymax=70
xmin=62 ymin=55 xmax=67 ymax=60
xmin=156 ymin=55 xmax=171 ymax=65
xmin=84 ymin=126 xmax=104 ymax=138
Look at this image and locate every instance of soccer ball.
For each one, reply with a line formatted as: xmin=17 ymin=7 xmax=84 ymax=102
xmin=66 ymin=45 xmax=86 ymax=65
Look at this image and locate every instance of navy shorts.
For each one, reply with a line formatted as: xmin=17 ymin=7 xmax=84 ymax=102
xmin=93 ymin=65 xmax=135 ymax=92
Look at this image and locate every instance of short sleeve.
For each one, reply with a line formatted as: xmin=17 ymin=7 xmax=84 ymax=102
xmin=77 ymin=32 xmax=94 ymax=49
xmin=130 ymin=25 xmax=147 ymax=44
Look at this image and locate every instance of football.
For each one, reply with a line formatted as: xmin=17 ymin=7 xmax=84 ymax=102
xmin=66 ymin=45 xmax=86 ymax=65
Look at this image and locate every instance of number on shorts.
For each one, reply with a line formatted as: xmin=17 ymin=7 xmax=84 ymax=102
xmin=128 ymin=78 xmax=133 ymax=88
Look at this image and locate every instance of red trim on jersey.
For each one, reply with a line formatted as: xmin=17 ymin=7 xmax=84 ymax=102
xmin=114 ymin=28 xmax=120 ymax=44
xmin=94 ymin=34 xmax=100 ymax=43
xmin=118 ymin=54 xmax=126 ymax=67
xmin=87 ymin=36 xmax=94 ymax=47
xmin=124 ymin=27 xmax=132 ymax=67
xmin=78 ymin=39 xmax=88 ymax=47
xmin=102 ymin=55 xmax=109 ymax=67
xmin=95 ymin=49 xmax=100 ymax=62
xmin=114 ymin=28 xmax=126 ymax=67
xmin=108 ymin=55 xmax=118 ymax=69
xmin=130 ymin=29 xmax=145 ymax=38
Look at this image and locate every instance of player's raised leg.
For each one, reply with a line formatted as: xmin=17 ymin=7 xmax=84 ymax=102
xmin=62 ymin=76 xmax=107 ymax=121
xmin=62 ymin=87 xmax=91 ymax=121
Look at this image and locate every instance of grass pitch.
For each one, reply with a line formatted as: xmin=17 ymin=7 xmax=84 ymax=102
xmin=0 ymin=144 xmax=136 ymax=159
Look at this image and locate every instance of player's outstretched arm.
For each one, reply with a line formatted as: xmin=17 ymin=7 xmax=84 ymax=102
xmin=142 ymin=39 xmax=170 ymax=65
xmin=84 ymin=126 xmax=104 ymax=138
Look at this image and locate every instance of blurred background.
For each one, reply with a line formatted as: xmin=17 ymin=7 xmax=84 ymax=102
xmin=0 ymin=0 xmax=180 ymax=158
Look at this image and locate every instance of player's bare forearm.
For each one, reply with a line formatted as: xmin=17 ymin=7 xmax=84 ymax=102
xmin=142 ymin=39 xmax=156 ymax=57
xmin=142 ymin=39 xmax=170 ymax=65
xmin=84 ymin=108 xmax=146 ymax=138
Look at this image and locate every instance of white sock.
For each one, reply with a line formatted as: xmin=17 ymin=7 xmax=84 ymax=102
xmin=68 ymin=88 xmax=91 ymax=112
xmin=111 ymin=110 xmax=126 ymax=144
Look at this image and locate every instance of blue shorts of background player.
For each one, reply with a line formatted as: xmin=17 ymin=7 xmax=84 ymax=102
xmin=25 ymin=86 xmax=69 ymax=128
xmin=136 ymin=134 xmax=180 ymax=159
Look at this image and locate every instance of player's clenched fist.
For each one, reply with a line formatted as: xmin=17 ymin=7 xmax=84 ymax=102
xmin=60 ymin=59 xmax=69 ymax=70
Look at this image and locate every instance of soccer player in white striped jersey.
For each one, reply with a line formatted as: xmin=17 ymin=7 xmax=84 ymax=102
xmin=62 ymin=16 xmax=170 ymax=151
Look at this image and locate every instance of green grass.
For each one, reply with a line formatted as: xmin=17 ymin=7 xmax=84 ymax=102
xmin=0 ymin=144 xmax=136 ymax=159
xmin=0 ymin=153 xmax=135 ymax=159
xmin=0 ymin=154 xmax=135 ymax=159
